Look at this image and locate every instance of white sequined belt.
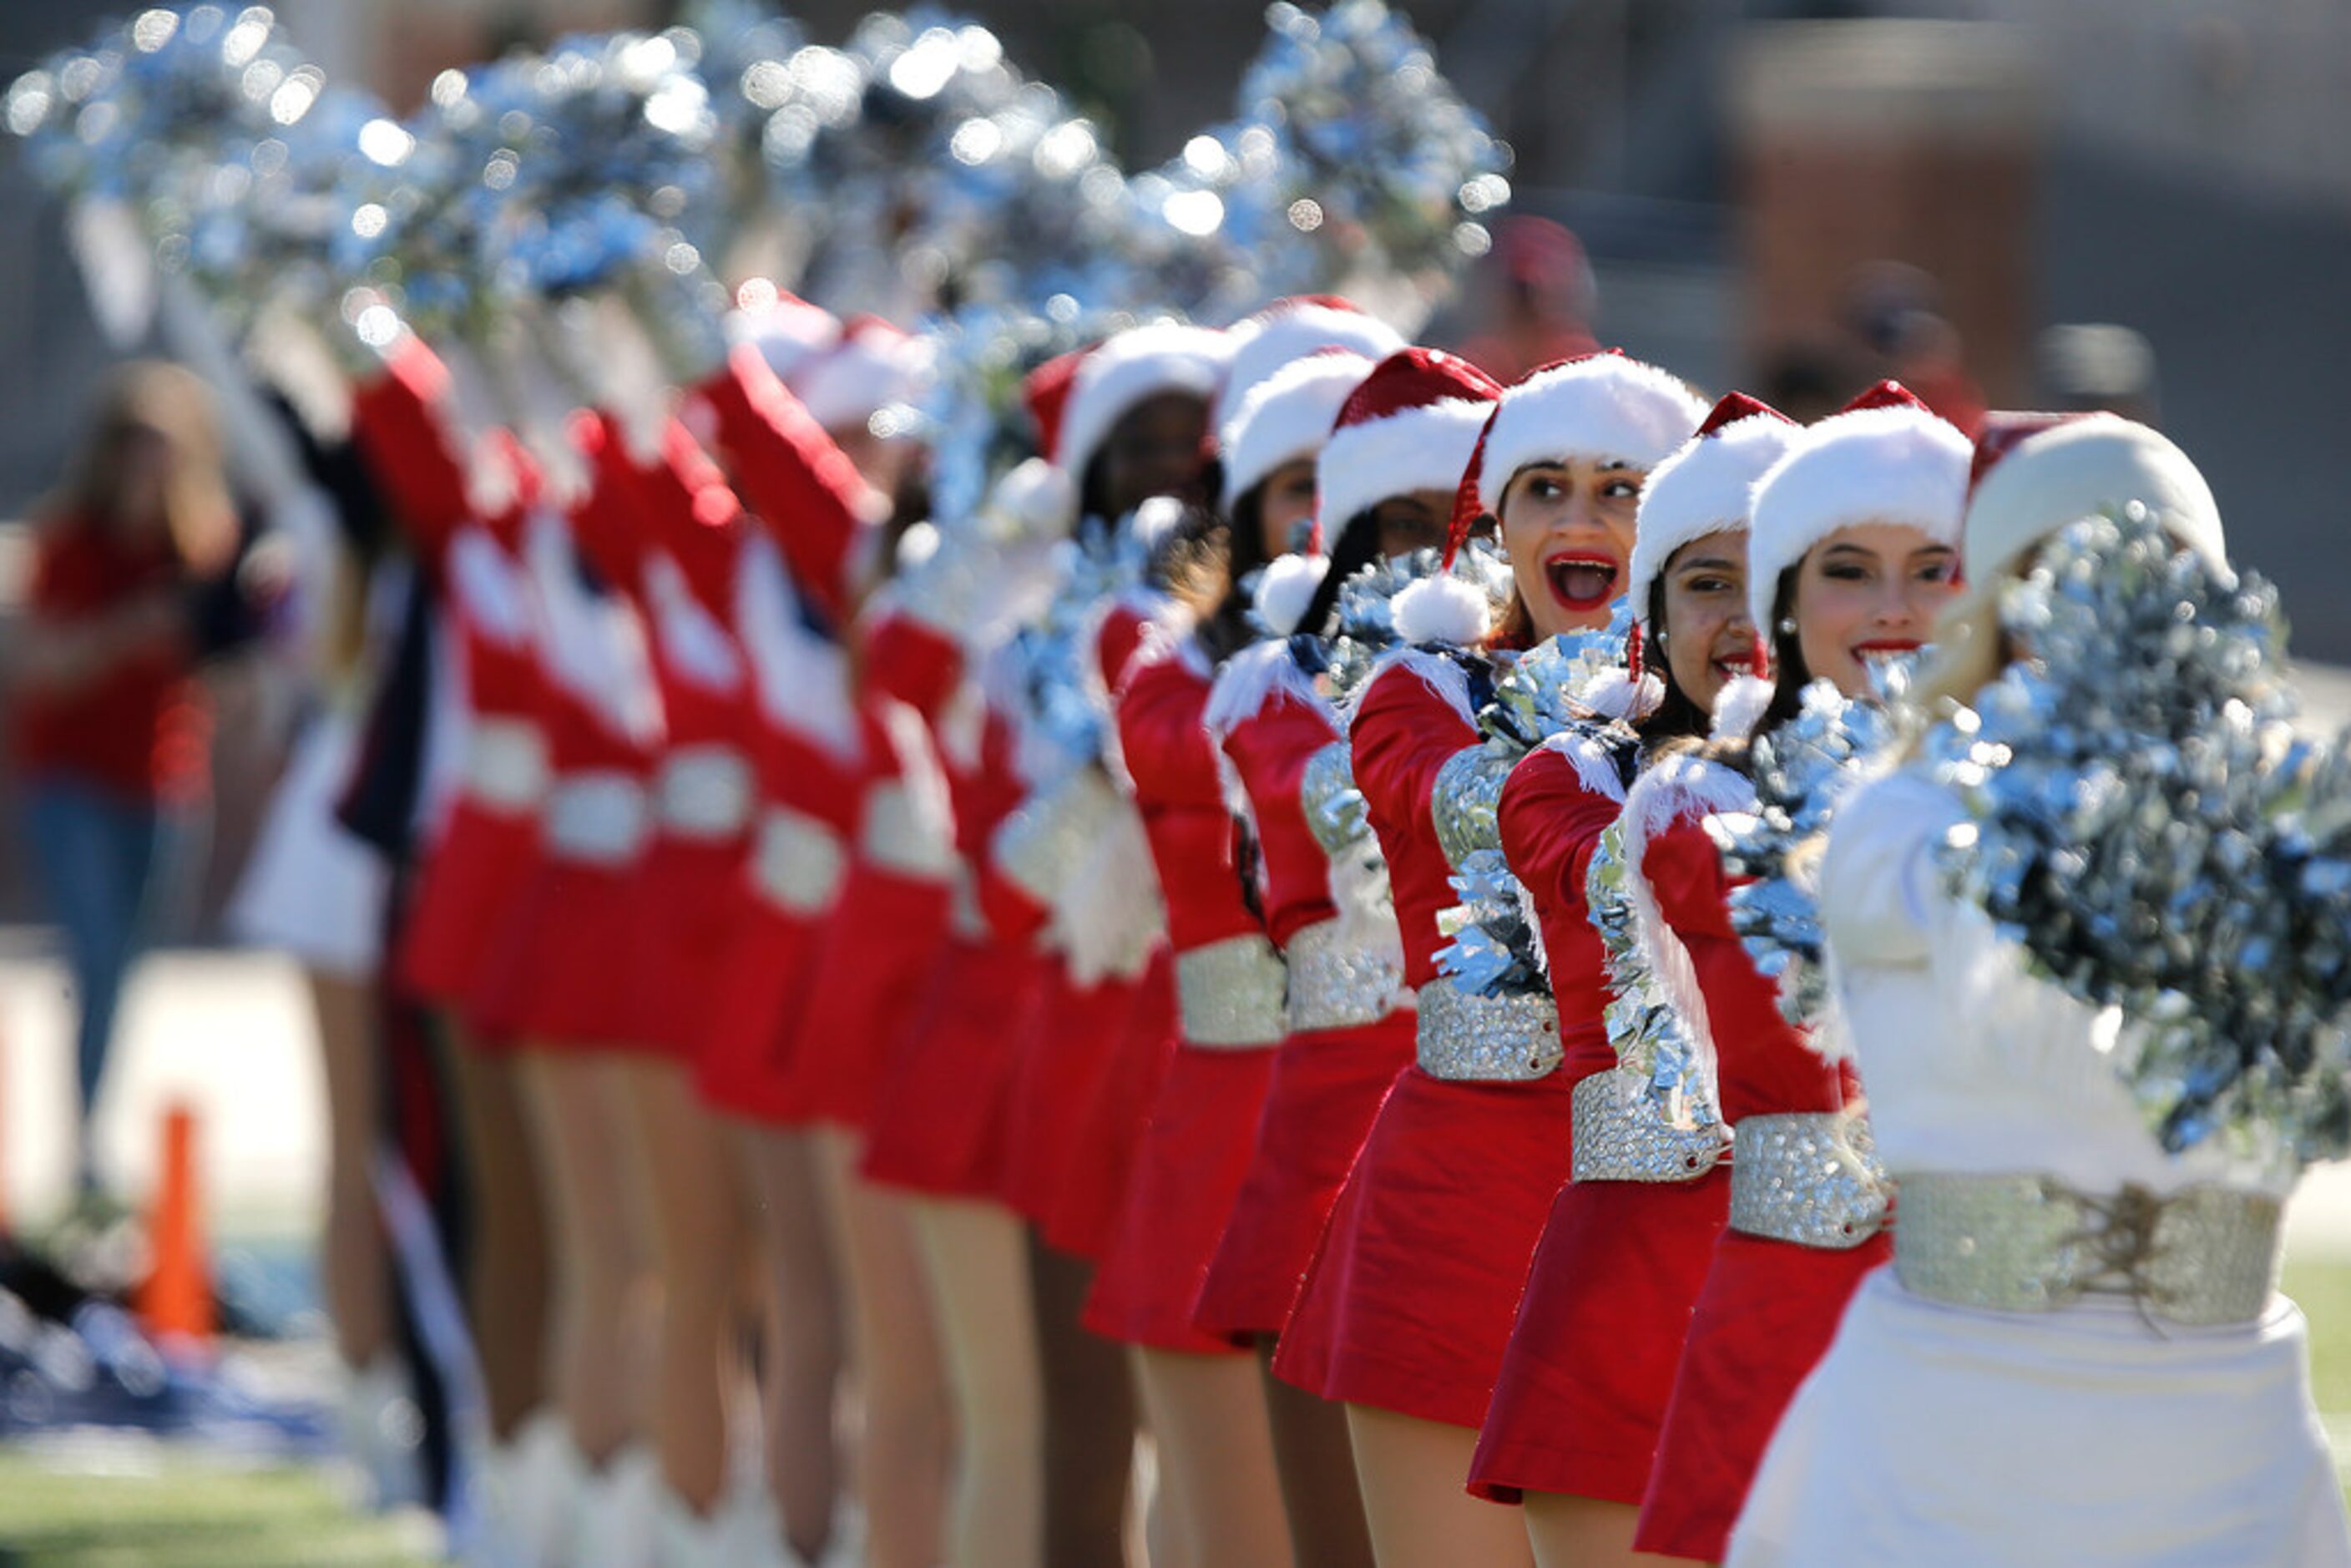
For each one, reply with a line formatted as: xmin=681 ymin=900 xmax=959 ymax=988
xmin=1414 ymin=980 xmax=1559 ymax=1082
xmin=1570 ymin=1069 xmax=1729 ymax=1182
xmin=1892 ymin=1171 xmax=2283 ymax=1328
xmin=545 ymin=771 xmax=652 ymax=866
xmin=1176 ymin=933 xmax=1289 ymax=1049
xmin=1728 ymin=1111 xmax=1889 ymax=1248
xmin=463 ymin=717 xmax=550 ymax=813
xmin=860 ymin=779 xmax=955 ymax=880
xmin=655 ymin=746 xmax=754 ymax=839
xmin=751 ymin=807 xmax=847 ymax=913
xmin=1284 ymin=918 xmax=1405 ymax=1035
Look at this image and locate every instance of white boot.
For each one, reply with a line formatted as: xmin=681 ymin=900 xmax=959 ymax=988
xmin=470 ymin=1409 xmax=582 ymax=1568
xmin=336 ymin=1353 xmax=428 ymax=1512
xmin=575 ymin=1443 xmax=664 ymax=1568
xmin=654 ymin=1479 xmax=796 ymax=1568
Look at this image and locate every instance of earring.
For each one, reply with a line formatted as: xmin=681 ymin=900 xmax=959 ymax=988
xmin=1777 ymin=616 xmax=1797 ymax=636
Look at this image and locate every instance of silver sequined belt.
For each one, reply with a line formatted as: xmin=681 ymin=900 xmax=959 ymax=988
xmin=463 ymin=717 xmax=550 ymax=813
xmin=859 ymin=779 xmax=956 ymax=880
xmin=1414 ymin=980 xmax=1560 ymax=1083
xmin=655 ymin=746 xmax=754 ymax=839
xmin=1728 ymin=1111 xmax=1889 ymax=1249
xmin=545 ymin=771 xmax=652 ymax=865
xmin=1570 ymin=1070 xmax=1729 ymax=1182
xmin=1284 ymin=918 xmax=1405 ymax=1035
xmin=1892 ymin=1171 xmax=2283 ymax=1328
xmin=994 ymin=771 xmax=1117 ymax=905
xmin=751 ymin=806 xmax=847 ymax=914
xmin=1176 ymin=933 xmax=1289 ymax=1049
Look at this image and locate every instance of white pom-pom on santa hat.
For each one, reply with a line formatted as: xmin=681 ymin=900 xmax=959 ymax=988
xmin=1746 ymin=381 xmax=1971 ymax=633
xmin=1130 ymin=494 xmax=1189 ymax=557
xmin=1710 ymin=673 xmax=1776 ymax=741
xmin=1054 ymin=321 xmax=1233 ymax=484
xmin=1212 ymin=296 xmax=1405 ymax=438
xmin=1221 ymin=350 xmax=1376 ymax=511
xmin=1392 ymin=569 xmax=1491 ymax=646
xmin=1251 ymin=551 xmax=1330 ymax=636
xmin=727 ymin=284 xmax=840 ymax=381
xmin=984 ymin=457 xmax=1077 ymax=541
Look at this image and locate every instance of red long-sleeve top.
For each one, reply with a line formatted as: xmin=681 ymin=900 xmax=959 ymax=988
xmin=1219 ymin=670 xmax=1344 ymax=951
xmin=1499 ymin=743 xmax=1629 ymax=1085
xmin=1115 ymin=642 xmax=1255 ymax=957
xmin=1348 ymin=663 xmax=1480 ymax=989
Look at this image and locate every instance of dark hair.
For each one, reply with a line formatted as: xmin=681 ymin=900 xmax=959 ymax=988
xmin=1151 ymin=503 xmax=1261 ymax=665
xmin=1295 ymin=511 xmax=1381 ymax=637
xmin=1757 ymin=566 xmax=1813 ymax=735
xmin=1635 ymin=571 xmax=1713 ymax=746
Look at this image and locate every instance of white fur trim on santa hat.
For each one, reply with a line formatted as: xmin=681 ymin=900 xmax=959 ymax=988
xmin=1212 ymin=304 xmax=1405 ymax=437
xmin=1317 ymin=397 xmax=1494 ymax=543
xmin=1221 ymin=352 xmax=1373 ymax=508
xmin=1954 ymin=413 xmax=2229 ymax=623
xmin=1627 ymin=414 xmax=1802 ymax=630
xmin=1746 ymin=403 xmax=1972 ymax=632
xmin=1251 ymin=551 xmax=1330 ymax=637
xmin=1473 ymin=357 xmax=1706 ymax=513
xmin=791 ymin=326 xmax=934 ymax=432
xmin=728 ymin=292 xmax=840 ymax=382
xmin=1391 ymin=569 xmax=1490 ymax=646
xmin=1709 ymin=672 xmax=1776 ymax=741
xmin=1055 ymin=322 xmax=1231 ymax=483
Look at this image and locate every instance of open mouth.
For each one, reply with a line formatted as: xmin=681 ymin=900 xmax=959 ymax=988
xmin=1853 ymin=639 xmax=1923 ymax=670
xmin=1543 ymin=552 xmax=1620 ymax=612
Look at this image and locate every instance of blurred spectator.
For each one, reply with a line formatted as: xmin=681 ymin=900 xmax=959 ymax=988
xmin=8 ymin=362 xmax=251 ymax=1191
xmin=1456 ymin=216 xmax=1601 ymax=383
xmin=2035 ymin=323 xmax=2161 ymax=424
xmin=1756 ymin=336 xmax=1869 ymax=425
xmin=1841 ymin=260 xmax=1985 ymax=434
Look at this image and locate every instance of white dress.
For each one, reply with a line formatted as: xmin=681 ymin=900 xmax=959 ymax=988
xmin=1728 ymin=766 xmax=2350 ymax=1568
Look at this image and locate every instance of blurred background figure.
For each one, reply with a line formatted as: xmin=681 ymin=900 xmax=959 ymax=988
xmin=8 ymin=361 xmax=267 ymax=1200
xmin=1455 ymin=217 xmax=1600 ymax=384
xmin=1838 ymin=261 xmax=1986 ymax=434
xmin=2036 ymin=321 xmax=2161 ymax=424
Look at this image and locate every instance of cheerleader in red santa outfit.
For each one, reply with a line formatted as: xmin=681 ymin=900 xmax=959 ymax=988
xmin=1280 ymin=351 xmax=1706 ymax=1568
xmin=983 ymin=321 xmax=1234 ymax=1568
xmin=1455 ymin=364 xmax=1742 ymax=1568
xmin=1191 ymin=341 xmax=1411 ymax=1568
xmin=1624 ymin=385 xmax=1959 ymax=1564
xmin=341 ymin=331 xmax=579 ymax=1535
xmin=854 ymin=451 xmax=1076 ymax=1568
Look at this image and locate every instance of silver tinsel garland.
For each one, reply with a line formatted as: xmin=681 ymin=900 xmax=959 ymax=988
xmin=1589 ymin=820 xmax=1720 ymax=1130
xmin=1927 ymin=505 xmax=2351 ymax=1165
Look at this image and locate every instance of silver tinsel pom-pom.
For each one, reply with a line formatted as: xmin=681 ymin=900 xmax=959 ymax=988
xmin=1928 ymin=504 xmax=2351 ymax=1165
xmin=1706 ymin=677 xmax=1900 ymax=1030
xmin=1589 ymin=821 xmax=1721 ymax=1130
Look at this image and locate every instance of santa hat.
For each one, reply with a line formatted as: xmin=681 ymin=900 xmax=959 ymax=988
xmin=788 ymin=315 xmax=934 ymax=433
xmin=1211 ymin=296 xmax=1404 ymax=441
xmin=728 ymin=286 xmax=840 ymax=382
xmin=1951 ymin=410 xmax=2228 ymax=623
xmin=1458 ymin=350 xmax=1707 ymax=522
xmin=1627 ymin=392 xmax=1800 ymax=640
xmin=1745 ymin=380 xmax=1971 ymax=633
xmin=1053 ymin=321 xmax=1232 ymax=484
xmin=1315 ymin=346 xmax=1502 ymax=545
xmin=1221 ymin=349 xmax=1376 ymax=513
xmin=1023 ymin=349 xmax=1086 ymax=465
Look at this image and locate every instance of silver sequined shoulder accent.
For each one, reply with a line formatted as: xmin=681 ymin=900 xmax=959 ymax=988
xmin=1432 ymin=744 xmax=1518 ymax=870
xmin=1300 ymin=740 xmax=1365 ymax=859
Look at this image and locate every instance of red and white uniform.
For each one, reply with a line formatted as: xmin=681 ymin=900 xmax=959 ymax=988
xmin=1273 ymin=655 xmax=1578 ymax=1427
xmin=1191 ymin=643 xmax=1413 ymax=1343
xmin=1080 ymin=633 xmax=1280 ymax=1353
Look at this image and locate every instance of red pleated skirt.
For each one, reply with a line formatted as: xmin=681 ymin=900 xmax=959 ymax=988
xmin=397 ymin=798 xmax=540 ymax=1017
xmin=1467 ymin=1165 xmax=1732 ymax=1505
xmin=776 ymin=867 xmax=953 ymax=1131
xmin=861 ymin=938 xmax=1047 ymax=1200
xmin=1081 ymin=1042 xmax=1278 ymax=1353
xmin=1041 ymin=953 xmax=1179 ymax=1260
xmin=1193 ymin=1011 xmax=1415 ymax=1344
xmin=998 ymin=964 xmax=1138 ymax=1232
xmin=1632 ymin=1227 xmax=1890 ymax=1560
xmin=473 ymin=853 xmax=662 ymax=1051
xmin=695 ymin=892 xmax=827 ymax=1123
xmin=632 ymin=832 xmax=752 ymax=1063
xmin=1271 ymin=1065 xmax=1575 ymax=1429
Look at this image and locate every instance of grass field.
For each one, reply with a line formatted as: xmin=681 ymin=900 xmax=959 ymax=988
xmin=2 ymin=1262 xmax=2349 ymax=1564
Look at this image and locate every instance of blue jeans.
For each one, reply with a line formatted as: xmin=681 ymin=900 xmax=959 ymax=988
xmin=22 ymin=780 xmax=191 ymax=1162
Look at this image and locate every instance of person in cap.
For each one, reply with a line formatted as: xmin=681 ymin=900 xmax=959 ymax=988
xmin=1732 ymin=414 xmax=2350 ymax=1566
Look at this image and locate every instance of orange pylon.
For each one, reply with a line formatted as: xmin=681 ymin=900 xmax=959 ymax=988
xmin=135 ymin=1102 xmax=214 ymax=1348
